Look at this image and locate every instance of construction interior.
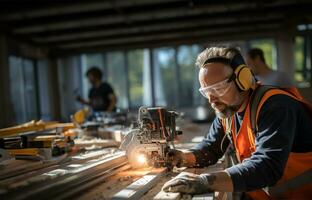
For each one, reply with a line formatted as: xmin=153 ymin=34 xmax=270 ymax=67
xmin=0 ymin=0 xmax=312 ymax=199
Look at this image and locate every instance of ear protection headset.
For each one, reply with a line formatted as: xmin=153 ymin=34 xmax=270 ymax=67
xmin=203 ymin=54 xmax=255 ymax=91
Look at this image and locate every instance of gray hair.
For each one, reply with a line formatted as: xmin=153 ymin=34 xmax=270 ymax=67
xmin=195 ymin=47 xmax=242 ymax=68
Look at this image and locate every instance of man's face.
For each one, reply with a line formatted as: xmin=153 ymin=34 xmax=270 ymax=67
xmin=199 ymin=63 xmax=243 ymax=119
xmin=87 ymin=74 xmax=97 ymax=86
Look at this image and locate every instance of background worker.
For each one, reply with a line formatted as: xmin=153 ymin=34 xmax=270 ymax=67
xmin=246 ymin=48 xmax=293 ymax=87
xmin=162 ymin=47 xmax=312 ymax=199
xmin=76 ymin=67 xmax=117 ymax=112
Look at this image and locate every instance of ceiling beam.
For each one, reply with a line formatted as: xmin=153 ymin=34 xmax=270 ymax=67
xmin=11 ymin=1 xmax=311 ymax=35
xmin=53 ymin=27 xmax=280 ymax=56
xmin=11 ymin=2 xmax=272 ymax=34
xmin=59 ymin=23 xmax=280 ymax=49
xmin=33 ymin=15 xmax=283 ymax=44
xmin=0 ymin=0 xmax=186 ymax=20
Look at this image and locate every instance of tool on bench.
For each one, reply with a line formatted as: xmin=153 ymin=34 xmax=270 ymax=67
xmin=120 ymin=107 xmax=182 ymax=168
xmin=0 ymin=122 xmax=75 ymax=162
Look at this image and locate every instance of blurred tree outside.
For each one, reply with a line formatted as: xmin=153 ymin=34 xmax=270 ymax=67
xmin=153 ymin=48 xmax=177 ymax=107
xmin=106 ymin=52 xmax=128 ymax=109
xmin=294 ymin=36 xmax=305 ymax=82
xmin=128 ymin=50 xmax=144 ymax=107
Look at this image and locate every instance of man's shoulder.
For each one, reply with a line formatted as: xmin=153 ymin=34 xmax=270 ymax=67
xmin=271 ymin=70 xmax=293 ymax=86
xmin=100 ymin=81 xmax=109 ymax=86
xmin=100 ymin=82 xmax=112 ymax=88
xmin=259 ymin=92 xmax=301 ymax=114
xmin=99 ymin=82 xmax=114 ymax=94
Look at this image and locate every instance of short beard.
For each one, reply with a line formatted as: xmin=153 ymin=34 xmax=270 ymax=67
xmin=215 ymin=104 xmax=241 ymax=119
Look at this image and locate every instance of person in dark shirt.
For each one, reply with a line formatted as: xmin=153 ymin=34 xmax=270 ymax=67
xmin=246 ymin=48 xmax=293 ymax=87
xmin=162 ymin=47 xmax=312 ymax=199
xmin=77 ymin=67 xmax=117 ymax=112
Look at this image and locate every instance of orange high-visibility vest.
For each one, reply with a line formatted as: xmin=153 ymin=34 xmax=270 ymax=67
xmin=222 ymin=86 xmax=312 ymax=200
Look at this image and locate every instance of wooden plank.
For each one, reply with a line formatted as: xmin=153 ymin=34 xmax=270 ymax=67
xmin=1 ymin=152 xmax=127 ymax=199
xmin=112 ymin=168 xmax=166 ymax=200
xmin=73 ymin=138 xmax=119 ymax=149
xmin=0 ymin=120 xmax=46 ymax=138
xmin=192 ymin=193 xmax=214 ymax=200
xmin=153 ymin=190 xmax=181 ymax=200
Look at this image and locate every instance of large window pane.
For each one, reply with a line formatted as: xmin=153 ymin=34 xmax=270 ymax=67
xmin=128 ymin=49 xmax=152 ymax=107
xmin=106 ymin=52 xmax=128 ymax=109
xmin=9 ymin=56 xmax=26 ymax=123
xmin=58 ymin=56 xmax=82 ymax=121
xmin=153 ymin=48 xmax=177 ymax=108
xmin=177 ymin=45 xmax=201 ymax=107
xmin=250 ymin=39 xmax=277 ymax=70
xmin=294 ymin=36 xmax=305 ymax=82
xmin=9 ymin=56 xmax=38 ymax=124
xmin=23 ymin=59 xmax=38 ymax=120
xmin=37 ymin=59 xmax=53 ymax=120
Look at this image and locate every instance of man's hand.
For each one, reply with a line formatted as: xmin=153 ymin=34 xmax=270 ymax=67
xmin=166 ymin=149 xmax=197 ymax=169
xmin=76 ymin=96 xmax=90 ymax=105
xmin=166 ymin=149 xmax=184 ymax=168
xmin=162 ymin=172 xmax=215 ymax=194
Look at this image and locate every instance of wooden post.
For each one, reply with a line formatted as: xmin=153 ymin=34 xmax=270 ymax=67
xmin=0 ymin=34 xmax=14 ymax=128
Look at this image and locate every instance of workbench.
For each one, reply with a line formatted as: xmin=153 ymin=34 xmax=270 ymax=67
xmin=75 ymin=161 xmax=227 ymax=200
xmin=0 ymin=120 xmax=220 ymax=200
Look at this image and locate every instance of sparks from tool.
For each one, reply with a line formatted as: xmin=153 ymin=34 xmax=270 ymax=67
xmin=137 ymin=153 xmax=147 ymax=165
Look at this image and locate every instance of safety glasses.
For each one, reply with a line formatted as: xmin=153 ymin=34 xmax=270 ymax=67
xmin=199 ymin=77 xmax=233 ymax=98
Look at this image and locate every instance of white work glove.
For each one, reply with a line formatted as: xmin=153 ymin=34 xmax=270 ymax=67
xmin=162 ymin=172 xmax=215 ymax=194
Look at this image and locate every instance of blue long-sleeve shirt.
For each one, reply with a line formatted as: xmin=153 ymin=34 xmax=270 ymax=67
xmin=190 ymin=94 xmax=312 ymax=191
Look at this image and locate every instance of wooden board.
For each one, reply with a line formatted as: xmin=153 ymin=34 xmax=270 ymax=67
xmin=112 ymin=168 xmax=166 ymax=200
xmin=192 ymin=193 xmax=214 ymax=200
xmin=74 ymin=138 xmax=120 ymax=149
xmin=153 ymin=190 xmax=181 ymax=200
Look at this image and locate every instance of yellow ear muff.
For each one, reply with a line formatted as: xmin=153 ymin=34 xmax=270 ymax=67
xmin=234 ymin=65 xmax=253 ymax=91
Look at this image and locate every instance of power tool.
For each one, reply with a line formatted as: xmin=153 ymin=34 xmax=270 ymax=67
xmin=120 ymin=107 xmax=182 ymax=168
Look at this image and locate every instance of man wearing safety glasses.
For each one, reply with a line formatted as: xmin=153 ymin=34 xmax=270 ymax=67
xmin=162 ymin=47 xmax=312 ymax=199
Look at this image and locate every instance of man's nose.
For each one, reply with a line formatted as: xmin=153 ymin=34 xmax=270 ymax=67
xmin=208 ymin=94 xmax=218 ymax=104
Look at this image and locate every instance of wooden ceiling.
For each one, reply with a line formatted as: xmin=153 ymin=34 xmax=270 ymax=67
xmin=1 ymin=0 xmax=312 ymax=54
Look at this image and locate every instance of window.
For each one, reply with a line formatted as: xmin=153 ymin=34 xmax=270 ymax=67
xmin=23 ymin=59 xmax=39 ymax=120
xmin=128 ymin=49 xmax=152 ymax=107
xmin=106 ymin=52 xmax=128 ymax=109
xmin=294 ymin=36 xmax=306 ymax=82
xmin=37 ymin=59 xmax=53 ymax=121
xmin=57 ymin=56 xmax=83 ymax=120
xmin=9 ymin=56 xmax=39 ymax=124
xmin=153 ymin=48 xmax=178 ymax=108
xmin=294 ymin=35 xmax=311 ymax=86
xmin=249 ymin=39 xmax=277 ymax=70
xmin=177 ymin=45 xmax=201 ymax=107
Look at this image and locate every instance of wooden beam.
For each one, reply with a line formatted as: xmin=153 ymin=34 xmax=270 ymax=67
xmin=52 ymin=28 xmax=279 ymax=56
xmin=58 ymin=23 xmax=280 ymax=49
xmin=0 ymin=34 xmax=14 ymax=128
xmin=10 ymin=1 xmax=311 ymax=34
xmin=11 ymin=2 xmax=261 ymax=34
xmin=34 ymin=17 xmax=282 ymax=44
xmin=0 ymin=0 xmax=185 ymax=21
xmin=112 ymin=168 xmax=167 ymax=200
xmin=2 ymin=152 xmax=128 ymax=199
